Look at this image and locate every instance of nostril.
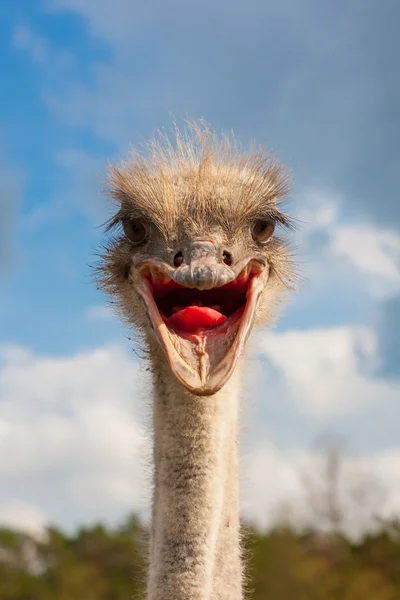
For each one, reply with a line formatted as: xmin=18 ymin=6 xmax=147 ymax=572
xmin=222 ymin=251 xmax=232 ymax=266
xmin=174 ymin=252 xmax=184 ymax=267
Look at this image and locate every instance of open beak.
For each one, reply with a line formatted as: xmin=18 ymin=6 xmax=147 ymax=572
xmin=135 ymin=257 xmax=266 ymax=395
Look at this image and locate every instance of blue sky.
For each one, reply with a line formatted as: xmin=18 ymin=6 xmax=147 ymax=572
xmin=0 ymin=0 xmax=399 ymax=534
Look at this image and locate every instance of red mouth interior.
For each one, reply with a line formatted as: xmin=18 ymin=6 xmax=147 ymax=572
xmin=148 ymin=272 xmax=250 ymax=334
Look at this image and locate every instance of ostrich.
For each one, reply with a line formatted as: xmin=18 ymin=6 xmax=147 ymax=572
xmin=97 ymin=121 xmax=295 ymax=600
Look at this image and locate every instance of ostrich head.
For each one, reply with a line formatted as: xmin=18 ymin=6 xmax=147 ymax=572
xmin=99 ymin=122 xmax=294 ymax=395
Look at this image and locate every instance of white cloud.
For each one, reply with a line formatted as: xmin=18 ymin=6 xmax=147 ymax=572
xmin=13 ymin=24 xmax=74 ymax=69
xmin=295 ymin=189 xmax=340 ymax=232
xmin=242 ymin=441 xmax=400 ymax=535
xmin=23 ymin=148 xmax=109 ymax=229
xmin=0 ymin=501 xmax=47 ymax=539
xmin=0 ymin=343 xmax=150 ymax=529
xmin=330 ymin=224 xmax=400 ymax=285
xmin=44 ymin=65 xmax=157 ymax=146
xmin=253 ymin=325 xmax=399 ymax=418
xmin=47 ymin=0 xmax=143 ymax=54
xmin=13 ymin=26 xmax=49 ymax=63
xmin=291 ymin=191 xmax=400 ymax=305
xmin=241 ymin=442 xmax=304 ymax=529
xmin=0 ymin=333 xmax=399 ymax=534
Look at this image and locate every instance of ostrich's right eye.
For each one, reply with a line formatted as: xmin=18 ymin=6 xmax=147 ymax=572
xmin=251 ymin=219 xmax=275 ymax=245
xmin=123 ymin=219 xmax=149 ymax=245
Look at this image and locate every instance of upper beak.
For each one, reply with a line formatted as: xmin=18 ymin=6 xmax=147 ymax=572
xmin=173 ymin=239 xmax=236 ymax=290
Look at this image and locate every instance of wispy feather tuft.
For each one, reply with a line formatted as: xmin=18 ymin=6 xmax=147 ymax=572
xmin=105 ymin=119 xmax=292 ymax=239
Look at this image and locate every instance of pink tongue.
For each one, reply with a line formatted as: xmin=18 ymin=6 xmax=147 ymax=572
xmin=168 ymin=306 xmax=227 ymax=332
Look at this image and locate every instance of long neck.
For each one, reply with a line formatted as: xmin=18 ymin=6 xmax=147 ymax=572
xmin=146 ymin=356 xmax=243 ymax=600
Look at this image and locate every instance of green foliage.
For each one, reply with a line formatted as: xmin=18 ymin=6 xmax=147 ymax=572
xmin=243 ymin=522 xmax=399 ymax=600
xmin=0 ymin=515 xmax=146 ymax=600
xmin=1 ymin=516 xmax=400 ymax=599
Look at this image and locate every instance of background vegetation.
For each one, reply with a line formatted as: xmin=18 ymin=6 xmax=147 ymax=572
xmin=1 ymin=515 xmax=400 ymax=600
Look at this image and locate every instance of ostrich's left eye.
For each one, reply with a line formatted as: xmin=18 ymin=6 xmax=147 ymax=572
xmin=251 ymin=219 xmax=275 ymax=244
xmin=123 ymin=219 xmax=149 ymax=245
